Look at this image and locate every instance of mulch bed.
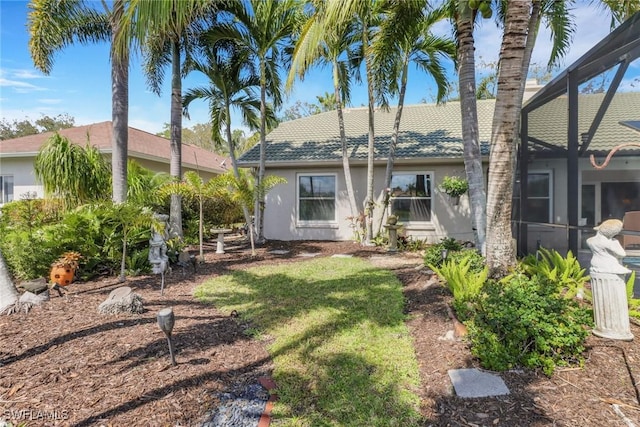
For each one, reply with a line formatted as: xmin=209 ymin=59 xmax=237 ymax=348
xmin=1 ymin=237 xmax=640 ymax=426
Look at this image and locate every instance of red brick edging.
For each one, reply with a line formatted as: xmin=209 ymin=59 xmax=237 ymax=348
xmin=258 ymin=377 xmax=278 ymax=427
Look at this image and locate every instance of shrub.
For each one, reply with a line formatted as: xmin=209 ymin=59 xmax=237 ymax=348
xmin=423 ymin=237 xmax=463 ymax=269
xmin=468 ymin=273 xmax=592 ymax=376
xmin=519 ymin=248 xmax=589 ymax=299
xmin=430 ymin=253 xmax=488 ymax=321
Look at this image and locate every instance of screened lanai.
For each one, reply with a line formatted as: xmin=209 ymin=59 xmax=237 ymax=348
xmin=516 ymin=11 xmax=640 ymax=258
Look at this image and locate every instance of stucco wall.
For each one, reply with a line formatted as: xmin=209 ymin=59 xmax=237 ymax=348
xmin=262 ymin=162 xmax=477 ymax=243
xmin=0 ymin=157 xmax=43 ymax=200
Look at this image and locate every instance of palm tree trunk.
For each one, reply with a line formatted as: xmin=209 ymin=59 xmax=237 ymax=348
xmin=486 ymin=0 xmax=532 ymax=278
xmin=0 ymin=249 xmax=18 ymax=314
xmin=456 ymin=6 xmax=487 ymax=254
xmin=225 ymin=108 xmax=252 ymax=227
xmin=333 ymin=60 xmax=358 ymax=218
xmin=363 ymin=25 xmax=375 ymax=245
xmin=256 ymin=59 xmax=267 ymax=243
xmin=169 ymin=38 xmax=183 ymax=239
xmin=377 ymin=59 xmax=409 ymax=236
xmin=110 ymin=0 xmax=128 ymax=204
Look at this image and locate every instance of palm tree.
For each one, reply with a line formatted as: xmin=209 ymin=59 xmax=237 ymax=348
xmin=183 ymin=44 xmax=276 ymax=229
xmin=208 ymin=0 xmax=303 ymax=243
xmin=28 ymin=0 xmax=130 ymax=204
xmin=372 ymin=3 xmax=455 ymax=235
xmin=119 ymin=0 xmax=219 ymax=239
xmin=288 ymin=3 xmax=360 ymax=218
xmin=485 ymin=0 xmax=533 ymax=277
xmin=162 ymin=171 xmax=225 ymax=262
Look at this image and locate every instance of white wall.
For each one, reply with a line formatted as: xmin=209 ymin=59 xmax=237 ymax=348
xmin=263 ymin=162 xmax=477 ymax=242
xmin=0 ymin=157 xmax=44 ymax=201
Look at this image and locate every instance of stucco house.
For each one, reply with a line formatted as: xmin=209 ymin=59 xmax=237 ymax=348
xmin=0 ymin=121 xmax=229 ymax=204
xmin=237 ymin=91 xmax=640 ymax=252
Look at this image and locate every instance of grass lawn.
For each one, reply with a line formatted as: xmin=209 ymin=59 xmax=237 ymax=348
xmin=195 ymin=256 xmax=423 ymax=426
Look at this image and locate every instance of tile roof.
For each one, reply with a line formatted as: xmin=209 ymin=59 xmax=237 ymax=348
xmin=528 ymin=91 xmax=640 ymax=153
xmin=238 ymin=92 xmax=640 ymax=165
xmin=238 ymin=100 xmax=496 ymax=165
xmin=0 ymin=121 xmax=230 ymax=174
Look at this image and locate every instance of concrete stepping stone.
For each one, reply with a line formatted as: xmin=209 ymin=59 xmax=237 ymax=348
xmin=331 ymin=254 xmax=353 ymax=258
xmin=268 ymin=250 xmax=290 ymax=255
xmin=298 ymin=252 xmax=321 ymax=257
xmin=448 ymin=368 xmax=510 ymax=398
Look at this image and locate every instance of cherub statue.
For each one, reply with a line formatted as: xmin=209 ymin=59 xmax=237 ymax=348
xmin=587 ymin=219 xmax=631 ymax=275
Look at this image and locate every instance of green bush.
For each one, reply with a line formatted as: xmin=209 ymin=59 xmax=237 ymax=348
xmin=468 ymin=274 xmax=592 ymax=376
xmin=519 ymin=248 xmax=589 ymax=299
xmin=423 ymin=237 xmax=463 ymax=268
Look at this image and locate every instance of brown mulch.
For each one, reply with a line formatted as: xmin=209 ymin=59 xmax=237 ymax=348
xmin=1 ymin=237 xmax=640 ymax=426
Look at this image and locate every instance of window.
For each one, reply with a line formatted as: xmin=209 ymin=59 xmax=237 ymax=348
xmin=298 ymin=174 xmax=336 ymax=222
xmin=513 ymin=171 xmax=552 ymax=223
xmin=0 ymin=175 xmax=13 ymax=204
xmin=389 ymin=173 xmax=432 ymax=222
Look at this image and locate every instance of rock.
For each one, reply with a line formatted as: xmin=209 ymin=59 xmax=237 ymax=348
xmin=98 ymin=286 xmax=144 ymax=315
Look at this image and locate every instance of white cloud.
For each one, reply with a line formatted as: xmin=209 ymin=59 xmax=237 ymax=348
xmin=0 ymin=77 xmax=46 ymax=92
xmin=12 ymin=69 xmax=47 ymax=79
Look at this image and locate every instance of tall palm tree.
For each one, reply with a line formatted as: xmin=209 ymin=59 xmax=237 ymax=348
xmin=372 ymin=2 xmax=455 ymax=235
xmin=485 ymin=0 xmax=532 ymax=277
xmin=119 ymin=0 xmax=218 ymax=239
xmin=208 ymin=0 xmax=303 ymax=243
xmin=183 ymin=44 xmax=276 ymax=228
xmin=28 ymin=0 xmax=130 ymax=204
xmin=288 ymin=4 xmax=360 ymax=218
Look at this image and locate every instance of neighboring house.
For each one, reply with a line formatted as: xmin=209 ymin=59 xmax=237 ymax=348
xmin=238 ymin=91 xmax=640 ymax=250
xmin=0 ymin=121 xmax=229 ymax=203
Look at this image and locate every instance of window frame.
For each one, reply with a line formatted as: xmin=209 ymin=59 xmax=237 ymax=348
xmin=514 ymin=170 xmax=553 ymax=224
xmin=296 ymin=173 xmax=338 ymax=225
xmin=0 ymin=175 xmax=14 ymax=204
xmin=388 ymin=171 xmax=434 ymax=223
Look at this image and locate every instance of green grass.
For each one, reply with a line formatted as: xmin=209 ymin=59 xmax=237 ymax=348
xmin=195 ymin=257 xmax=422 ymax=426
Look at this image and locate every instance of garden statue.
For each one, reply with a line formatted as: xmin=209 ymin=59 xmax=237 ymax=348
xmin=149 ymin=214 xmax=169 ymax=294
xmin=586 ymin=219 xmax=633 ymax=340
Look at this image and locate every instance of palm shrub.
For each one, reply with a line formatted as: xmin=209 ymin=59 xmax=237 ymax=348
xmin=467 ymin=273 xmax=592 ymax=376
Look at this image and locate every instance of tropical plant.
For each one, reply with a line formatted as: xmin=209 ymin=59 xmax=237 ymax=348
xmin=430 ymin=253 xmax=488 ymax=320
xmin=126 ymin=160 xmax=171 ymax=208
xmin=219 ymin=170 xmax=286 ymax=256
xmin=119 ymin=0 xmax=220 ymax=238
xmin=208 ymin=0 xmax=303 ymax=243
xmin=288 ymin=2 xmax=360 ymax=219
xmin=34 ymin=133 xmax=111 ymax=209
xmin=183 ymin=42 xmax=276 ymax=232
xmin=468 ymin=274 xmax=592 ymax=376
xmin=518 ymin=248 xmax=590 ymax=299
xmin=161 ymin=171 xmax=226 ymax=261
xmin=372 ymin=3 xmax=455 ymax=234
xmin=440 ymin=175 xmax=470 ymax=198
xmin=29 ymin=0 xmax=130 ymax=203
xmin=101 ymin=202 xmax=154 ymax=282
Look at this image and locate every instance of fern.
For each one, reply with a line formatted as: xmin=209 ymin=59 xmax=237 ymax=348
xmin=430 ymin=253 xmax=488 ymax=306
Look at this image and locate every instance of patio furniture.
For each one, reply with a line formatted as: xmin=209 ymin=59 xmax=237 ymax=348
xmin=620 ymin=211 xmax=640 ymax=250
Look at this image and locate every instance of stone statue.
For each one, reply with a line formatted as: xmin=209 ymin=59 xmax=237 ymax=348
xmin=587 ymin=219 xmax=631 ymax=275
xmin=149 ymin=214 xmax=169 ymax=275
xmin=586 ymin=219 xmax=633 ymax=340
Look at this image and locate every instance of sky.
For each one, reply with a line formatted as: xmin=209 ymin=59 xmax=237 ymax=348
xmin=0 ymin=0 xmax=634 ymax=136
